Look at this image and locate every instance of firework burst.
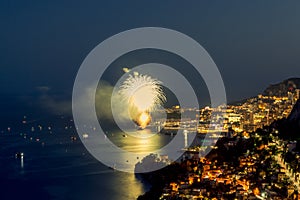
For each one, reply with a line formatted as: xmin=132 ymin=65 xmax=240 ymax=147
xmin=119 ymin=73 xmax=166 ymax=128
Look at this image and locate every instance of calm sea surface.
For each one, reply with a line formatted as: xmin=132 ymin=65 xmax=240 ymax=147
xmin=0 ymin=128 xmax=176 ymax=200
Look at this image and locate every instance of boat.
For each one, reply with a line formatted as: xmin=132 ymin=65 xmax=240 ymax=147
xmin=15 ymin=152 xmax=24 ymax=159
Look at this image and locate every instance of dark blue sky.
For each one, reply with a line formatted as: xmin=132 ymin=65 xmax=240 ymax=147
xmin=1 ymin=1 xmax=300 ymax=114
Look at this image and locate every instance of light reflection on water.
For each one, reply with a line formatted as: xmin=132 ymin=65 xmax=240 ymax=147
xmin=108 ymin=129 xmax=173 ymax=153
xmin=45 ymin=171 xmax=149 ymax=200
xmin=0 ymin=130 xmax=173 ymax=200
xmin=93 ymin=128 xmax=176 ymax=173
xmin=1 ymin=127 xmax=205 ymax=199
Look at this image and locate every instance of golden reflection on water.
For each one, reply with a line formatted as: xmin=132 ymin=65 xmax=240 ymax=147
xmin=109 ymin=129 xmax=172 ymax=154
xmin=105 ymin=128 xmax=174 ymax=172
xmin=116 ymin=172 xmax=149 ymax=199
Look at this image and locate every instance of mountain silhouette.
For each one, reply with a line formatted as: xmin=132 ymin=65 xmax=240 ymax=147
xmin=263 ymin=77 xmax=300 ymax=97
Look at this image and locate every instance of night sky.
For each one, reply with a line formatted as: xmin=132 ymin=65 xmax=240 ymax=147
xmin=1 ymin=1 xmax=300 ymax=116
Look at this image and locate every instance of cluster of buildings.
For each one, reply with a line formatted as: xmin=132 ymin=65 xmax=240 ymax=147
xmin=194 ymin=88 xmax=299 ymax=134
xmin=159 ymin=129 xmax=300 ymax=199
xmin=162 ymin=87 xmax=300 ymax=136
xmin=158 ymin=84 xmax=300 ymax=199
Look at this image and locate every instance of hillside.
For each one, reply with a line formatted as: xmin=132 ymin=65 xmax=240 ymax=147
xmin=263 ymin=78 xmax=300 ymax=97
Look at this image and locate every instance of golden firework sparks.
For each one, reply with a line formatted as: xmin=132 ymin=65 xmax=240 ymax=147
xmin=119 ymin=73 xmax=166 ymax=128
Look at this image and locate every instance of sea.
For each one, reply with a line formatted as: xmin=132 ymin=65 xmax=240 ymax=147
xmin=0 ymin=116 xmax=179 ymax=200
